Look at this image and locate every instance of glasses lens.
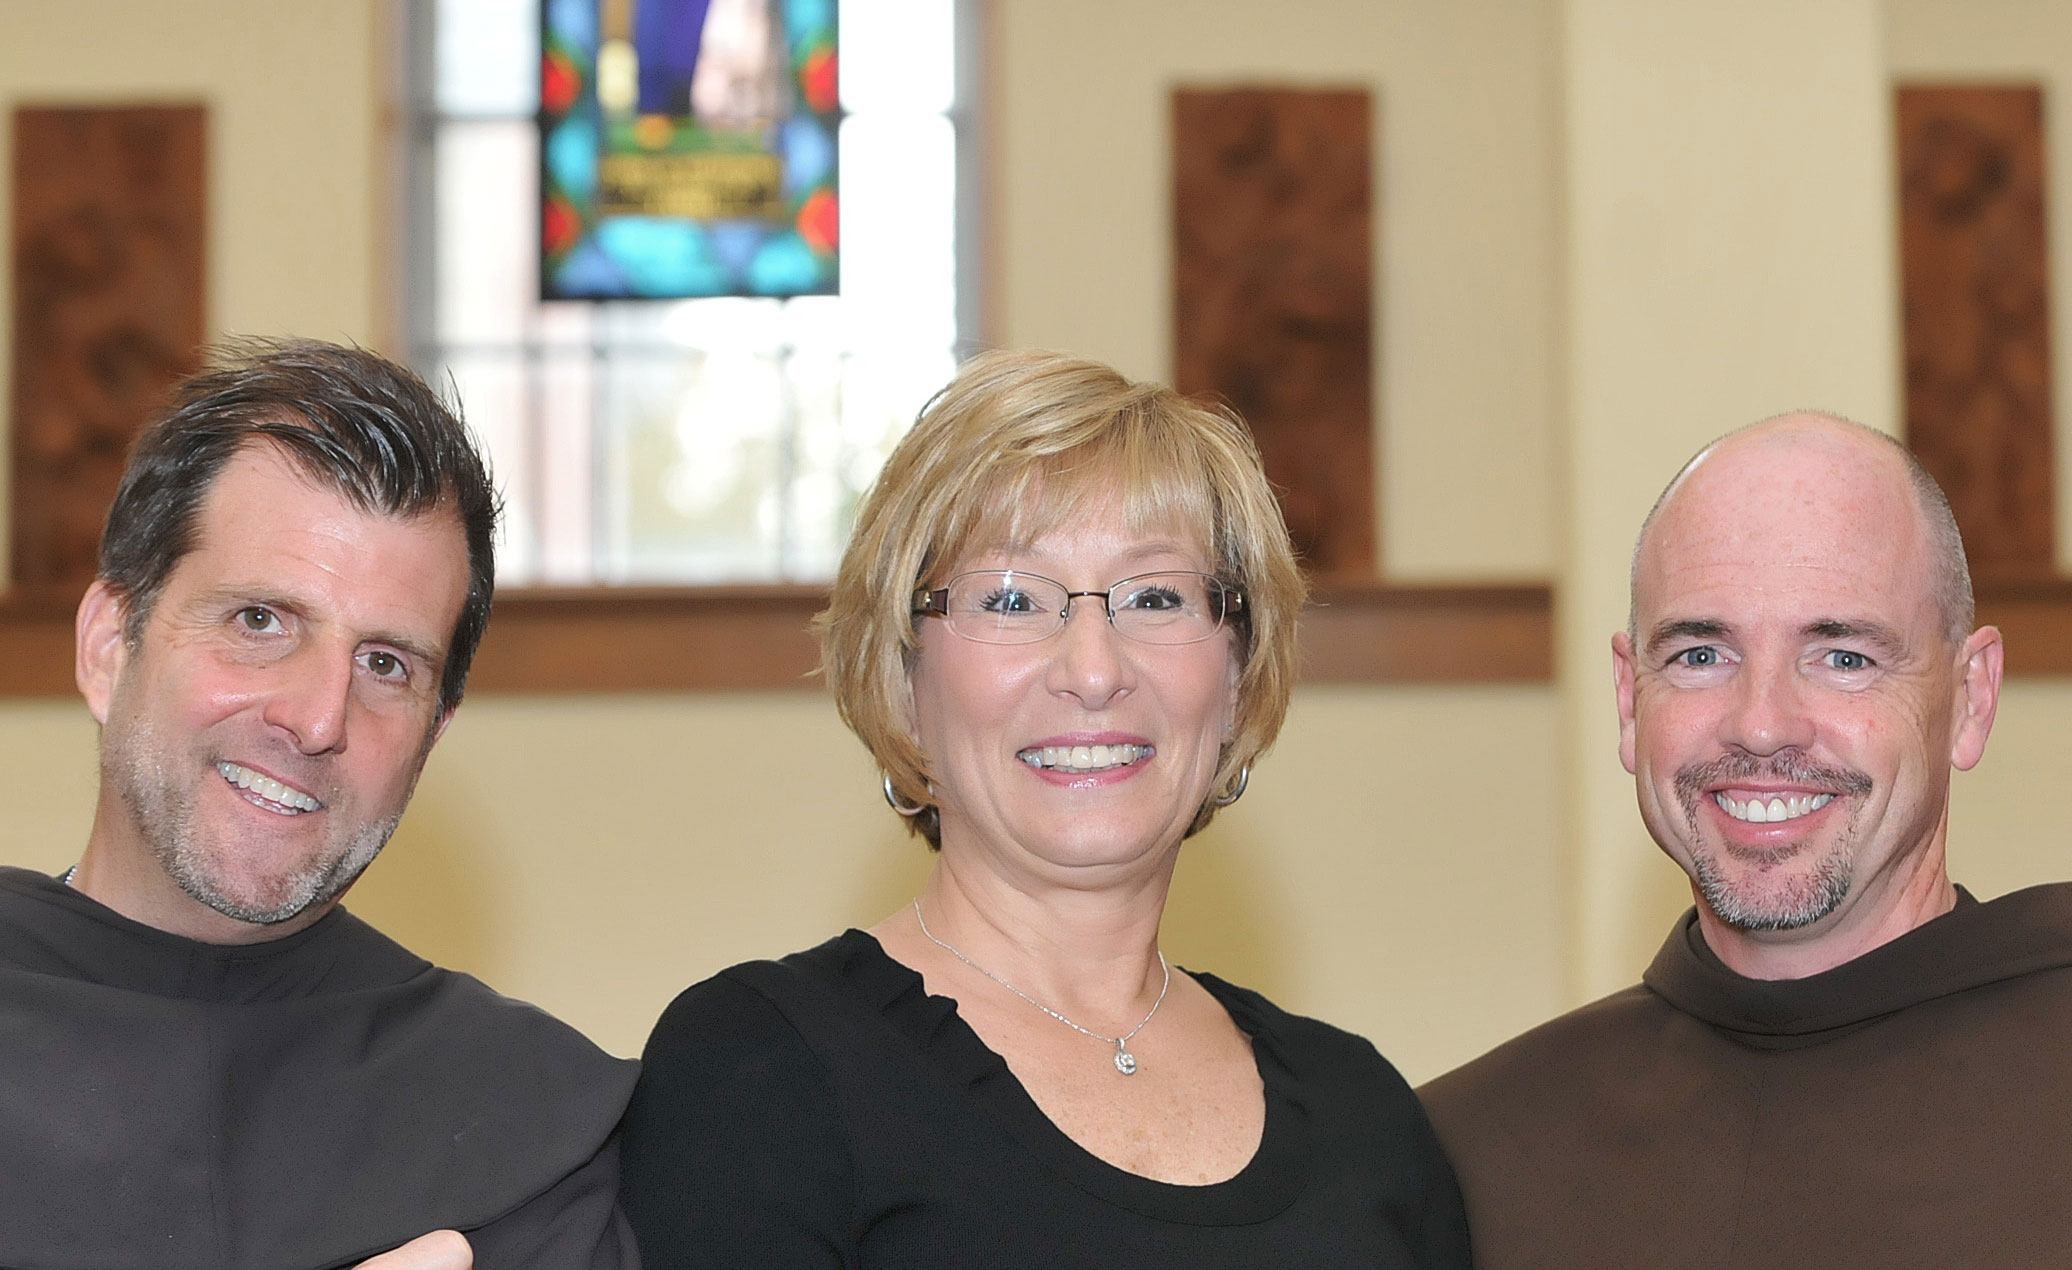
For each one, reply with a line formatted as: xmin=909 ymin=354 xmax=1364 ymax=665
xmin=941 ymin=571 xmax=1069 ymax=644
xmin=1109 ymin=573 xmax=1225 ymax=645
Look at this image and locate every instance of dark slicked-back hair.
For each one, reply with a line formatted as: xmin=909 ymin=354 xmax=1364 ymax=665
xmin=98 ymin=339 xmax=500 ymax=714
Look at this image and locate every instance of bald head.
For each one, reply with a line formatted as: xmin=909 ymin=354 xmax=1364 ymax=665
xmin=1631 ymin=412 xmax=1974 ymax=647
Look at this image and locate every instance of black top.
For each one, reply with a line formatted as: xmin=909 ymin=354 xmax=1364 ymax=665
xmin=0 ymin=865 xmax=641 ymax=1270
xmin=621 ymin=930 xmax=1470 ymax=1267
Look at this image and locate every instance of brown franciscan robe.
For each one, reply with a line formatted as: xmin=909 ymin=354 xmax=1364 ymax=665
xmin=1419 ymin=884 xmax=2072 ymax=1269
xmin=0 ymin=866 xmax=641 ymax=1270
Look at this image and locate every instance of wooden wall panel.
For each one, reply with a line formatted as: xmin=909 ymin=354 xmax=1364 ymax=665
xmin=1173 ymin=88 xmax=1374 ymax=581
xmin=1897 ymin=85 xmax=2055 ymax=580
xmin=11 ymin=105 xmax=205 ymax=586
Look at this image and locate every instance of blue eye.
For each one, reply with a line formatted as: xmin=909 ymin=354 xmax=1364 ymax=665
xmin=1826 ymin=649 xmax=1873 ymax=671
xmin=1674 ymin=646 xmax=1721 ymax=669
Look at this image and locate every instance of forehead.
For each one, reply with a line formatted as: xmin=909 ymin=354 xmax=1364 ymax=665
xmin=948 ymin=468 xmax=1218 ymax=563
xmin=1635 ymin=432 xmax=1940 ymax=633
xmin=170 ymin=444 xmax=470 ymax=639
xmin=954 ymin=482 xmax=1213 ymax=572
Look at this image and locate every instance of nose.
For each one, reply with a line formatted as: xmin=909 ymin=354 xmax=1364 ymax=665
xmin=260 ymin=643 xmax=353 ymax=755
xmin=1717 ymin=658 xmax=1815 ymax=756
xmin=1045 ymin=598 xmax=1131 ymax=708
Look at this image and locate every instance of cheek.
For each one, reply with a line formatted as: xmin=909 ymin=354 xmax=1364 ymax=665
xmin=1630 ymin=692 xmax=1711 ymax=770
xmin=905 ymin=644 xmax=1030 ymax=757
xmin=1157 ymin=652 xmax=1240 ymax=743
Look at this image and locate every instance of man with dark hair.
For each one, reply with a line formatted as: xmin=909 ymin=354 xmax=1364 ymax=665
xmin=1416 ymin=412 xmax=2072 ymax=1268
xmin=0 ymin=342 xmax=639 ymax=1268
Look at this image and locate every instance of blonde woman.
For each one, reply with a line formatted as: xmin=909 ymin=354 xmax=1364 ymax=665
xmin=621 ymin=351 xmax=1470 ymax=1267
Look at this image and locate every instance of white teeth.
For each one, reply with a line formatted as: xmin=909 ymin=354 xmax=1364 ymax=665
xmin=1713 ymin=791 xmax=1834 ymax=824
xmin=217 ymin=762 xmax=322 ymax=813
xmin=1018 ymin=744 xmax=1151 ymax=773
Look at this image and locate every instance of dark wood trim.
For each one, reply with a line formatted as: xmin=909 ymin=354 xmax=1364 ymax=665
xmin=0 ymin=582 xmax=1558 ymax=697
xmin=1978 ymin=579 xmax=2072 ymax=675
xmin=1300 ymin=582 xmax=1552 ymax=683
xmin=467 ymin=586 xmax=830 ymax=694
xmin=0 ymin=586 xmax=82 ymax=696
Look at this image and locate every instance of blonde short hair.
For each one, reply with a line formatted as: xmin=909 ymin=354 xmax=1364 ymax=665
xmin=816 ymin=349 xmax=1306 ymax=847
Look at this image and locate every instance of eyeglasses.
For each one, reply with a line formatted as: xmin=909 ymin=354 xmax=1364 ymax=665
xmin=913 ymin=570 xmax=1244 ymax=646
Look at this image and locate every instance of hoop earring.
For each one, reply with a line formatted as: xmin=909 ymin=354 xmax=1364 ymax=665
xmin=883 ymin=773 xmax=928 ymax=817
xmin=1210 ymin=763 xmax=1250 ymax=808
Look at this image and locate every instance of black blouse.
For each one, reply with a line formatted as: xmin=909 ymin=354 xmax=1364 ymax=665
xmin=621 ymin=930 xmax=1471 ymax=1267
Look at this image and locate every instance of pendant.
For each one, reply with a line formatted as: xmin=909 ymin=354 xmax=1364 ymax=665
xmin=1114 ymin=1045 xmax=1138 ymax=1075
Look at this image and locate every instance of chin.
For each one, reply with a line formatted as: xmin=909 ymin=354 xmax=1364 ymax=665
xmin=1691 ymin=845 xmax=1853 ymax=933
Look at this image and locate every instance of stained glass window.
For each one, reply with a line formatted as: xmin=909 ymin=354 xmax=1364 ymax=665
xmin=539 ymin=0 xmax=841 ymax=299
xmin=411 ymin=0 xmax=965 ymax=584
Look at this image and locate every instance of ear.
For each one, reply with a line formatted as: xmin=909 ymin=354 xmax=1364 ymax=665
xmin=426 ymin=703 xmax=457 ymax=750
xmin=1613 ymin=630 xmax=1640 ymax=775
xmin=76 ymin=581 xmax=132 ymax=725
xmin=1949 ymin=625 xmax=2004 ymax=772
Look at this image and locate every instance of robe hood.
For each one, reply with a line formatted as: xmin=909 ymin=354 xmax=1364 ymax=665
xmin=1643 ymin=883 xmax=2072 ymax=1047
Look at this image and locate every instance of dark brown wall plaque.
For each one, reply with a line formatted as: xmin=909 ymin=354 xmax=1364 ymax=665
xmin=1897 ymin=85 xmax=2055 ymax=581
xmin=1173 ymin=87 xmax=1374 ymax=581
xmin=11 ymin=105 xmax=205 ymax=587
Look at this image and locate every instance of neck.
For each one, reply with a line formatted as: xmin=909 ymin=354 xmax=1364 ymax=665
xmin=910 ymin=849 xmax=1174 ymax=1019
xmin=1696 ymin=838 xmax=1958 ymax=981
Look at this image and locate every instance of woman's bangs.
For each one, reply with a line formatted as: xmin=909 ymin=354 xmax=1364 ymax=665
xmin=932 ymin=428 xmax=1222 ymax=574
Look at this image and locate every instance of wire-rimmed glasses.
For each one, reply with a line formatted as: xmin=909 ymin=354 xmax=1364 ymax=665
xmin=913 ymin=570 xmax=1244 ymax=646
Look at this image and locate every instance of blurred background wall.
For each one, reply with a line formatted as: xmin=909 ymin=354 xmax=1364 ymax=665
xmin=0 ymin=0 xmax=2065 ymax=1081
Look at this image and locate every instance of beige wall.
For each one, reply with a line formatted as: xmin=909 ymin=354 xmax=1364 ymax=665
xmin=993 ymin=0 xmax=1563 ymax=583
xmin=0 ymin=0 xmax=2069 ymax=1088
xmin=1560 ymin=0 xmax=1904 ymax=993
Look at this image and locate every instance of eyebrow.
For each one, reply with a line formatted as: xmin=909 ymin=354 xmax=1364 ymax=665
xmin=1645 ymin=615 xmax=1911 ymax=659
xmin=1645 ymin=618 xmax=1731 ymax=653
xmin=1803 ymin=618 xmax=1907 ymax=656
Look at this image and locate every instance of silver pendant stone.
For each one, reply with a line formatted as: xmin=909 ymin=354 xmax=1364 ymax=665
xmin=1114 ymin=1047 xmax=1138 ymax=1075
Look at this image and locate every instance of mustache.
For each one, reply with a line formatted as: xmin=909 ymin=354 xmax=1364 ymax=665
xmin=1673 ymin=749 xmax=1874 ymax=807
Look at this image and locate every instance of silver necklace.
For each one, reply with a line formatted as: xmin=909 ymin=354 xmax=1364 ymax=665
xmin=910 ymin=899 xmax=1170 ymax=1076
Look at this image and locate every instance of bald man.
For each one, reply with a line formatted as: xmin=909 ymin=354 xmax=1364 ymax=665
xmin=1416 ymin=413 xmax=2072 ymax=1268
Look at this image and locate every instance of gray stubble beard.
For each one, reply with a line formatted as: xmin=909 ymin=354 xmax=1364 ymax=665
xmin=104 ymin=713 xmax=399 ymax=927
xmin=1673 ymin=750 xmax=1873 ymax=933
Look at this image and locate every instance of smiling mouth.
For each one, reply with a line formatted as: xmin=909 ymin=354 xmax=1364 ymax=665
xmin=1018 ymin=743 xmax=1151 ymax=774
xmin=217 ymin=762 xmax=323 ymax=815
xmin=1713 ymin=791 xmax=1834 ymax=824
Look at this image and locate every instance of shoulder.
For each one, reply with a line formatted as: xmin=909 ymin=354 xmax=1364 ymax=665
xmin=1194 ymin=970 xmax=1472 ymax=1258
xmin=621 ymin=944 xmax=862 ymax=1259
xmin=417 ymin=962 xmax=637 ymax=1087
xmin=643 ymin=932 xmax=870 ymax=1065
xmin=1190 ymin=968 xmax=1442 ymax=1154
xmin=1192 ymin=969 xmax=1406 ymax=1085
xmin=334 ymin=911 xmax=637 ymax=1106
xmin=1417 ymin=983 xmax=1663 ymax=1132
xmin=634 ymin=932 xmax=899 ymax=1122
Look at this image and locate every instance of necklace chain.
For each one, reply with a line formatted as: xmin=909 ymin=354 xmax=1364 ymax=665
xmin=910 ymin=899 xmax=1169 ymax=1076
